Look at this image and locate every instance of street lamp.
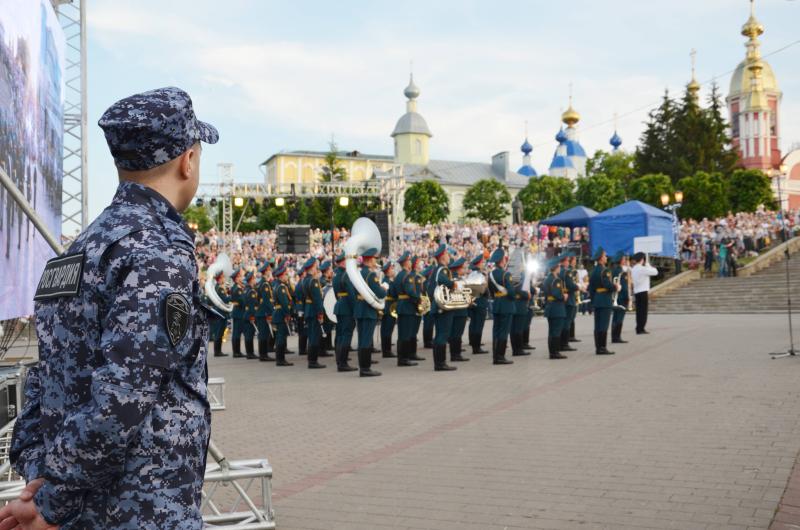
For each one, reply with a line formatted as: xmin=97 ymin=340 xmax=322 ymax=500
xmin=275 ymin=197 xmax=285 ymax=207
xmin=234 ymin=197 xmax=244 ymax=208
xmin=770 ymin=157 xmax=797 ymax=359
xmin=661 ymin=191 xmax=684 ymax=274
xmin=338 ymin=196 xmax=349 ymax=207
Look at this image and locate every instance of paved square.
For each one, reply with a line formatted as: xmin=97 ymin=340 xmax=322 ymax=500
xmin=209 ymin=314 xmax=800 ymax=529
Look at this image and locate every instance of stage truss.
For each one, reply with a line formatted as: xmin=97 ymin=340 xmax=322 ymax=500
xmin=54 ymin=0 xmax=88 ymax=237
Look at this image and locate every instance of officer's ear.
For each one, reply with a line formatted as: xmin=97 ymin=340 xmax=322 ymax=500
xmin=180 ymin=143 xmax=202 ymax=181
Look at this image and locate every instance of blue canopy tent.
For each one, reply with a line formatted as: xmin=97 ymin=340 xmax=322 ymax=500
xmin=540 ymin=205 xmax=598 ymax=228
xmin=588 ymin=200 xmax=675 ymax=256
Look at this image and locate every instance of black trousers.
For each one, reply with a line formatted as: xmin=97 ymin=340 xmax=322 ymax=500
xmin=635 ymin=291 xmax=648 ymax=333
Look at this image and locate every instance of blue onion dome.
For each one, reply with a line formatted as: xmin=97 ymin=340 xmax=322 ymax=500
xmin=555 ymin=127 xmax=567 ymax=144
xmin=609 ymin=130 xmax=622 ymax=149
xmin=521 ymin=137 xmax=532 ymax=155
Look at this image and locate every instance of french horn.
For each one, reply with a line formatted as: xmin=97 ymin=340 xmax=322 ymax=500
xmin=344 ymin=217 xmax=386 ymax=311
xmin=205 ymin=253 xmax=234 ymax=313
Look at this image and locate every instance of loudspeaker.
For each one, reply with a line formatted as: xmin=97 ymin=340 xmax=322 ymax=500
xmin=277 ymin=225 xmax=310 ymax=254
xmin=364 ymin=211 xmax=390 ymax=257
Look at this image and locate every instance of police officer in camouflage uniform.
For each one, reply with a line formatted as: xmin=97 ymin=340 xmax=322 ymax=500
xmin=6 ymin=87 xmax=217 ymax=529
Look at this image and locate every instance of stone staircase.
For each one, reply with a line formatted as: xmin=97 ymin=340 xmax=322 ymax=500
xmin=650 ymin=252 xmax=800 ymax=314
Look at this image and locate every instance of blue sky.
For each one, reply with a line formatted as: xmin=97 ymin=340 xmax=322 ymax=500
xmin=84 ymin=0 xmax=800 ymax=221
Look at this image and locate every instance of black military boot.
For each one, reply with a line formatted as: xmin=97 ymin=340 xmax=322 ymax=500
xmin=560 ymin=329 xmax=576 ymax=352
xmin=298 ymin=332 xmax=307 ymax=356
xmin=276 ymin=344 xmax=293 ymax=366
xmin=337 ymin=344 xmax=357 ymax=372
xmin=214 ymin=338 xmax=228 ymax=357
xmin=512 ymin=334 xmax=530 ymax=356
xmin=549 ymin=337 xmax=567 ymax=359
xmin=409 ymin=340 xmax=426 ymax=361
xmin=493 ymin=340 xmax=513 ymax=365
xmin=569 ymin=320 xmax=581 ymax=342
xmin=381 ymin=336 xmax=396 ymax=358
xmin=423 ymin=328 xmax=433 ymax=349
xmin=398 ymin=340 xmax=418 ymax=367
xmin=451 ymin=339 xmax=469 ymax=362
xmin=523 ymin=328 xmax=535 ymax=350
xmin=434 ymin=344 xmax=457 ymax=371
xmin=308 ymin=344 xmax=326 ymax=368
xmin=600 ymin=332 xmax=615 ymax=355
xmin=245 ymin=337 xmax=257 ymax=359
xmin=359 ymin=348 xmax=381 ymax=377
xmin=232 ymin=336 xmax=244 ymax=358
xmin=258 ymin=339 xmax=275 ymax=362
xmin=611 ymin=324 xmax=628 ymax=344
xmin=470 ymin=334 xmax=488 ymax=354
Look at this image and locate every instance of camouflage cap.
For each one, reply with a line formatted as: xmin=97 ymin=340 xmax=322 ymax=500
xmin=98 ymin=87 xmax=219 ymax=171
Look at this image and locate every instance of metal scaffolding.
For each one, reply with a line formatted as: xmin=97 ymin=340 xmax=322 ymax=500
xmin=54 ymin=0 xmax=88 ymax=237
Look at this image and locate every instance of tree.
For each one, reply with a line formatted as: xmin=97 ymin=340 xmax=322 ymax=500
xmin=728 ymin=169 xmax=776 ymax=212
xmin=575 ymin=174 xmax=625 ymax=212
xmin=676 ymin=171 xmax=729 ymax=220
xmin=462 ymin=179 xmax=512 ymax=223
xmin=404 ymin=180 xmax=450 ymax=224
xmin=586 ymin=150 xmax=636 ymax=193
xmin=635 ymin=90 xmax=680 ymax=180
xmin=516 ymin=175 xmax=575 ymax=221
xmin=319 ymin=141 xmax=347 ymax=182
xmin=627 ymin=173 xmax=673 ymax=207
xmin=705 ymin=83 xmax=740 ymax=177
xmin=183 ymin=205 xmax=213 ymax=232
xmin=257 ymin=201 xmax=289 ymax=230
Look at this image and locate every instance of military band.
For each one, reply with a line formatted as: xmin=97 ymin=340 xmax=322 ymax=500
xmin=204 ymin=238 xmax=649 ymax=375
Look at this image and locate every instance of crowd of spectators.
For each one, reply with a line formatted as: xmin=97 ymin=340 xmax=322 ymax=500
xmin=677 ymin=208 xmax=798 ymax=277
xmin=193 ymin=209 xmax=797 ymax=285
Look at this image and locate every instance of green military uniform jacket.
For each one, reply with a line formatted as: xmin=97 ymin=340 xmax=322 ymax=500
xmin=332 ymin=267 xmax=355 ymax=317
xmin=588 ymin=264 xmax=615 ymax=309
xmin=542 ymin=273 xmax=566 ymax=318
xmin=560 ymin=267 xmax=579 ymax=308
xmin=230 ymin=283 xmax=245 ymax=319
xmin=272 ymin=280 xmax=293 ymax=322
xmin=354 ymin=266 xmax=387 ymax=320
xmin=489 ymin=267 xmax=515 ymax=315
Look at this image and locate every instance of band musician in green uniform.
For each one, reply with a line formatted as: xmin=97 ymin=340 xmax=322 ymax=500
xmin=302 ymin=258 xmax=326 ymax=369
xmin=430 ymin=244 xmax=458 ymax=371
xmin=558 ymin=251 xmax=578 ymax=353
xmin=543 ymin=256 xmax=568 ymax=359
xmin=380 ymin=261 xmax=398 ymax=359
xmin=488 ymin=248 xmax=514 ymax=365
xmin=467 ymin=254 xmax=489 ymax=355
xmin=319 ymin=260 xmax=335 ymax=356
xmin=271 ymin=263 xmax=294 ymax=366
xmin=410 ymin=256 xmax=427 ymax=362
xmin=394 ymin=252 xmax=418 ymax=367
xmin=332 ymin=253 xmax=357 ymax=372
xmin=229 ymin=268 xmax=245 ymax=358
xmin=256 ymin=262 xmax=275 ymax=362
xmin=588 ymin=247 xmax=618 ymax=355
xmin=448 ymin=257 xmax=470 ymax=363
xmin=611 ymin=252 xmax=630 ymax=344
xmin=354 ymin=248 xmax=386 ymax=377
xmin=209 ymin=269 xmax=229 ymax=357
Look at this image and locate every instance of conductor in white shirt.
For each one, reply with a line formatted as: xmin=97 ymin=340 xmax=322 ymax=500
xmin=631 ymin=252 xmax=659 ymax=334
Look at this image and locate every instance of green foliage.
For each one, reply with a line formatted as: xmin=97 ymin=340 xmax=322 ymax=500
xmin=586 ymin=150 xmax=636 ymax=193
xmin=404 ymin=180 xmax=450 ymax=224
xmin=319 ymin=141 xmax=348 ymax=182
xmin=575 ymin=174 xmax=625 ymax=212
xmin=728 ymin=169 xmax=777 ymax=213
xmin=635 ymin=84 xmax=740 ymax=184
xmin=516 ymin=176 xmax=576 ymax=221
xmin=627 ymin=173 xmax=673 ymax=207
xmin=676 ymin=171 xmax=729 ymax=220
xmin=257 ymin=201 xmax=289 ymax=230
xmin=462 ymin=179 xmax=512 ymax=223
xmin=182 ymin=205 xmax=213 ymax=232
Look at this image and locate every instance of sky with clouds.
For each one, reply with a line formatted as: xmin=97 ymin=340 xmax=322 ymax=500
xmin=84 ymin=0 xmax=800 ymax=221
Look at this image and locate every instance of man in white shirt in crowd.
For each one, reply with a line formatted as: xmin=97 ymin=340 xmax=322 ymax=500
xmin=631 ymin=252 xmax=659 ymax=334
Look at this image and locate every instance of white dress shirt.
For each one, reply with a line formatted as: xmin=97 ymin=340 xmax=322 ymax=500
xmin=632 ymin=262 xmax=658 ymax=294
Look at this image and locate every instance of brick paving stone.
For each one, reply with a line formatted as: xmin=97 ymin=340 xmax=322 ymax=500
xmin=208 ymin=313 xmax=800 ymax=529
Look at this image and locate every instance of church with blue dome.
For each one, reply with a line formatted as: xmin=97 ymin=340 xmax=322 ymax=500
xmin=517 ymin=136 xmax=537 ymax=177
xmin=548 ymin=96 xmax=587 ymax=180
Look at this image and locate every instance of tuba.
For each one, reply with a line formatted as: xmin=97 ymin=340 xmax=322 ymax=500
xmin=432 ymin=268 xmax=474 ymax=311
xmin=205 ymin=253 xmax=234 ymax=313
xmin=323 ymin=285 xmax=337 ymax=323
xmin=344 ymin=218 xmax=386 ymax=311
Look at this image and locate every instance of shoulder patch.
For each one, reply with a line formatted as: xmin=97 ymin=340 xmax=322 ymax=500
xmin=34 ymin=252 xmax=85 ymax=301
xmin=164 ymin=292 xmax=191 ymax=347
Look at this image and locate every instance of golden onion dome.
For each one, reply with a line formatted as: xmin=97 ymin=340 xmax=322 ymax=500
xmin=561 ymin=105 xmax=580 ymax=126
xmin=741 ymin=14 xmax=764 ymax=39
xmin=729 ymin=58 xmax=779 ymax=97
